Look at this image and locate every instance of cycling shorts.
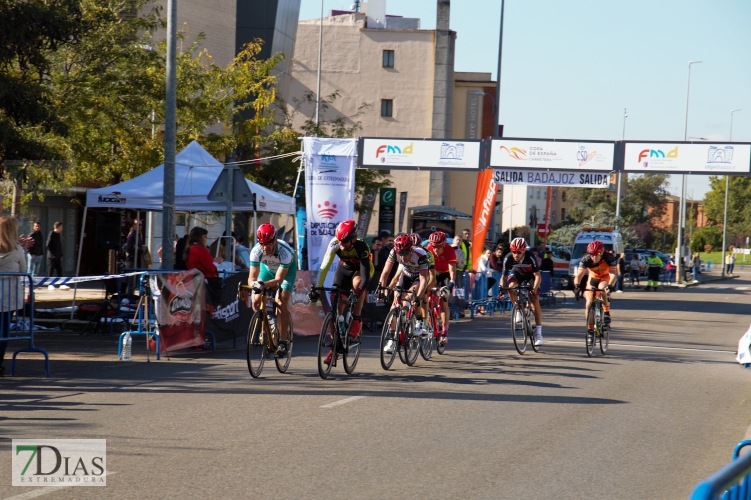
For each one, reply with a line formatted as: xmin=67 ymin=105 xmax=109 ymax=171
xmin=436 ymin=272 xmax=451 ymax=287
xmin=333 ymin=264 xmax=358 ymax=291
xmin=506 ymin=270 xmax=533 ymax=287
xmin=397 ymin=273 xmax=418 ymax=291
xmin=259 ymin=260 xmax=297 ymax=293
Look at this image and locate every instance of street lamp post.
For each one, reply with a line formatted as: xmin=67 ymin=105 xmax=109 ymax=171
xmin=495 ymin=0 xmax=505 ymax=136
xmin=615 ymin=108 xmax=627 ymax=226
xmin=161 ymin=0 xmax=177 ymax=269
xmin=721 ymin=108 xmax=741 ymax=277
xmin=315 ymin=0 xmax=324 ymax=127
xmin=676 ymin=60 xmax=701 ymax=284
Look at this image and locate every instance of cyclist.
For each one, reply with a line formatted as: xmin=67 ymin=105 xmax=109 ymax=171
xmin=309 ymin=220 xmax=373 ymax=364
xmin=573 ymin=240 xmax=616 ymax=339
xmin=501 ymin=237 xmax=543 ymax=346
xmin=425 ymin=231 xmax=456 ymax=346
xmin=248 ymin=223 xmax=297 ymax=357
xmin=388 ymin=233 xmax=434 ymax=336
xmin=377 ymin=234 xmax=430 ymax=354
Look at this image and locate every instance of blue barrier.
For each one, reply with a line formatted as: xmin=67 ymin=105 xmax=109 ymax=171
xmin=1 ymin=272 xmax=50 ymax=376
xmin=691 ymin=440 xmax=751 ymax=499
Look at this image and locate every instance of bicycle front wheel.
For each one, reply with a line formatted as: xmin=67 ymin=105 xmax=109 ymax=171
xmin=528 ymin=308 xmax=540 ymax=353
xmin=434 ymin=302 xmax=446 ymax=356
xmin=317 ymin=313 xmax=336 ymax=379
xmin=380 ymin=308 xmax=399 ymax=370
xmin=585 ymin=304 xmax=596 ymax=357
xmin=343 ymin=317 xmax=361 ymax=375
xmin=599 ymin=306 xmax=610 ymax=355
xmin=247 ymin=311 xmax=267 ymax=378
xmin=274 ymin=317 xmax=293 ymax=373
xmin=511 ymin=304 xmax=527 ymax=355
xmin=397 ymin=310 xmax=408 ymax=365
xmin=419 ymin=313 xmax=433 ymax=361
xmin=404 ymin=316 xmax=420 ymax=366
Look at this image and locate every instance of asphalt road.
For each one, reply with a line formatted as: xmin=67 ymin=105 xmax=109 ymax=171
xmin=2 ymin=277 xmax=751 ymax=499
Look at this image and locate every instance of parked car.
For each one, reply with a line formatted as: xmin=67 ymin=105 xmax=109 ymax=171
xmin=624 ymin=252 xmax=649 ymax=276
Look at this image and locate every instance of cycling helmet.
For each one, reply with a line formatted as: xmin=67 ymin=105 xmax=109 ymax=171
xmin=394 ymin=234 xmax=413 ymax=254
xmin=410 ymin=233 xmax=423 ymax=247
xmin=429 ymin=231 xmax=447 ymax=245
xmin=256 ymin=223 xmax=276 ymax=244
xmin=335 ymin=220 xmax=358 ymax=242
xmin=509 ymin=237 xmax=528 ymax=252
xmin=587 ymin=240 xmax=604 ymax=254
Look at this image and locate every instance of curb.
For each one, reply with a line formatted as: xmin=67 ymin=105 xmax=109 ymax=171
xmin=669 ymin=274 xmax=740 ymax=289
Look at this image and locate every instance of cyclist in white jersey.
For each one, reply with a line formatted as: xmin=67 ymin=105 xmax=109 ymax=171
xmin=248 ymin=223 xmax=297 ymax=356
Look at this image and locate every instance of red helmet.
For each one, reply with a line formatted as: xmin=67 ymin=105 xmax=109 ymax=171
xmin=256 ymin=223 xmax=276 ymax=244
xmin=587 ymin=240 xmax=604 ymax=254
xmin=394 ymin=234 xmax=413 ymax=254
xmin=410 ymin=233 xmax=422 ymax=246
xmin=510 ymin=237 xmax=528 ymax=252
xmin=336 ymin=220 xmax=358 ymax=242
xmin=429 ymin=231 xmax=447 ymax=245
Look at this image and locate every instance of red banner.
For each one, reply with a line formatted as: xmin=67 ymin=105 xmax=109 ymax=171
xmin=290 ymin=271 xmax=324 ymax=336
xmin=471 ymin=169 xmax=498 ymax=270
xmin=151 ymin=270 xmax=206 ymax=352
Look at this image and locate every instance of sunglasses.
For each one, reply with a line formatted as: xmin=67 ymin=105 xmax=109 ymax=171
xmin=398 ymin=250 xmax=410 ymax=256
xmin=511 ymin=250 xmax=524 ymax=255
xmin=591 ymin=252 xmax=602 ymax=256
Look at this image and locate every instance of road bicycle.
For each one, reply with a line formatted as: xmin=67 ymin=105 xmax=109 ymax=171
xmin=378 ymin=286 xmax=421 ymax=370
xmin=426 ymin=286 xmax=449 ymax=357
xmin=312 ymin=287 xmax=362 ymax=379
xmin=576 ymin=285 xmax=610 ymax=356
xmin=239 ymin=283 xmax=293 ymax=378
xmin=505 ymin=283 xmax=540 ymax=355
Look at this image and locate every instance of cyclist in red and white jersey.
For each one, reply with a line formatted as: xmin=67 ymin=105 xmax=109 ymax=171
xmin=425 ymin=231 xmax=456 ymax=346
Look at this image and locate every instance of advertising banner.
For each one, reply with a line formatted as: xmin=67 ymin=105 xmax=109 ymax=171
xmin=490 ymin=139 xmax=615 ymax=171
xmin=289 ymin=271 xmax=324 ymax=336
xmin=150 ymin=270 xmax=206 ymax=352
xmin=359 ymin=138 xmax=482 ymax=170
xmin=356 ymin=189 xmax=377 ymax=240
xmin=465 ymin=91 xmax=482 ymax=140
xmin=304 ymin=137 xmax=356 ymax=271
xmin=378 ymin=187 xmax=396 ymax=234
xmin=398 ymin=192 xmax=408 ymax=233
xmin=623 ymin=142 xmax=751 ymax=174
xmin=492 ymin=169 xmax=611 ymax=188
xmin=471 ymin=169 xmax=498 ymax=270
xmin=205 ymin=271 xmax=253 ymax=343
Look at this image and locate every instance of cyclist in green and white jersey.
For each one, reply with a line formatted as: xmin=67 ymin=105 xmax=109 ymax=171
xmin=248 ymin=223 xmax=297 ymax=356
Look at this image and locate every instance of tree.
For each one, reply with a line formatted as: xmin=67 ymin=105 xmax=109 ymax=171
xmin=619 ymin=174 xmax=670 ymax=226
xmin=704 ymin=175 xmax=751 ymax=247
xmin=690 ymin=226 xmax=723 ymax=253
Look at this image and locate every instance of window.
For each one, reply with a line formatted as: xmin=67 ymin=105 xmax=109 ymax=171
xmin=561 ymin=190 xmax=567 ymax=202
xmin=561 ymin=208 xmax=566 ymax=220
xmin=382 ymin=50 xmax=394 ymax=68
xmin=381 ymin=99 xmax=393 ymax=117
xmin=552 ymin=189 xmax=557 ymax=200
xmin=529 ymin=187 xmax=534 ymax=199
xmin=551 ymin=211 xmax=557 ymax=222
xmin=536 ymin=189 xmax=541 ymax=199
xmin=543 ymin=189 xmax=547 ymax=199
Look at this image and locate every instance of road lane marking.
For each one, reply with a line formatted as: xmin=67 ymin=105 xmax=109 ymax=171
xmin=737 ymin=287 xmax=749 ymax=290
xmin=320 ymin=395 xmax=367 ymax=408
xmin=3 ymin=472 xmax=116 ymax=500
xmin=546 ymin=340 xmax=733 ymax=353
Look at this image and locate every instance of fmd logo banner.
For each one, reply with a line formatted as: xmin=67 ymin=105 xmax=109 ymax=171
xmin=12 ymin=439 xmax=107 ymax=486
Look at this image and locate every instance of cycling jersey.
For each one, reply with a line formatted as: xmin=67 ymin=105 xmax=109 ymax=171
xmin=249 ymin=240 xmax=298 ymax=292
xmin=425 ymin=250 xmax=435 ymax=270
xmin=388 ymin=247 xmax=429 ymax=279
xmin=501 ymin=250 xmax=539 ymax=282
xmin=578 ymin=252 xmax=617 ymax=282
xmin=426 ymin=243 xmax=457 ymax=274
xmin=317 ymin=238 xmax=373 ymax=288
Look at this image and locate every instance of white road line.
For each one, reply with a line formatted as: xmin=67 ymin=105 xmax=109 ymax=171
xmin=715 ymin=286 xmax=729 ymax=290
xmin=737 ymin=287 xmax=749 ymax=290
xmin=320 ymin=395 xmax=367 ymax=408
xmin=546 ymin=340 xmax=734 ymax=354
xmin=4 ymin=472 xmax=116 ymax=500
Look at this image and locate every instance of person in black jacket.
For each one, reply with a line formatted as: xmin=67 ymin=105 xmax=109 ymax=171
xmin=46 ymin=222 xmax=64 ymax=277
xmin=28 ymin=221 xmax=44 ymax=277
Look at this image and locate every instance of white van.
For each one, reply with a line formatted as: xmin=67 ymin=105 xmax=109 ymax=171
xmin=567 ymin=229 xmax=624 ymax=288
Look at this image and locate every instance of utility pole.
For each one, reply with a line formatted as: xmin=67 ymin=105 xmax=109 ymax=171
xmin=494 ymin=0 xmax=505 ymax=136
xmin=615 ymin=108 xmax=626 ymax=227
xmin=161 ymin=0 xmax=177 ymax=269
xmin=315 ymin=0 xmax=324 ymax=128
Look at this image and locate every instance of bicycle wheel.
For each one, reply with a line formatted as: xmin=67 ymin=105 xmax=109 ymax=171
xmin=343 ymin=316 xmax=362 ymax=375
xmin=404 ymin=316 xmax=420 ymax=366
xmin=511 ymin=304 xmax=527 ymax=355
xmin=397 ymin=310 xmax=408 ymax=365
xmin=274 ymin=317 xmax=293 ymax=373
xmin=434 ymin=302 xmax=446 ymax=356
xmin=246 ymin=311 xmax=267 ymax=378
xmin=380 ymin=308 xmax=399 ymax=370
xmin=317 ymin=313 xmax=336 ymax=379
xmin=419 ymin=311 xmax=433 ymax=361
xmin=599 ymin=303 xmax=610 ymax=355
xmin=528 ymin=308 xmax=540 ymax=353
xmin=585 ymin=303 xmax=596 ymax=357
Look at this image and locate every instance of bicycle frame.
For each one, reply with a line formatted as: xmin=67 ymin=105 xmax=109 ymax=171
xmin=238 ymin=284 xmax=278 ymax=352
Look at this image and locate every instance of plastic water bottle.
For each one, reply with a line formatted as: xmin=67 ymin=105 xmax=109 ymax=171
xmin=338 ymin=314 xmax=346 ymax=333
xmin=122 ymin=333 xmax=132 ymax=361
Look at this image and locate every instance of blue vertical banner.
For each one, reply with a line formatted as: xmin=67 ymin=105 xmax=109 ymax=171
xmin=303 ymin=138 xmax=356 ymax=271
xmin=296 ymin=206 xmax=307 ymax=270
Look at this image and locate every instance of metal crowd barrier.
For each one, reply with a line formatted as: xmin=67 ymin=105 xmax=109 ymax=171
xmin=0 ymin=272 xmax=50 ymax=376
xmin=691 ymin=440 xmax=751 ymax=499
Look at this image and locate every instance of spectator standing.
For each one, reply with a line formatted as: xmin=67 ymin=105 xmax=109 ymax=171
xmin=629 ymin=254 xmax=641 ymax=288
xmin=459 ymin=228 xmax=472 ymax=273
xmin=615 ymin=252 xmax=626 ymax=293
xmin=125 ymin=220 xmax=144 ymax=269
xmin=476 ymin=248 xmax=495 ymax=313
xmin=726 ymin=251 xmax=736 ymax=275
xmin=665 ymin=255 xmax=676 ymax=283
xmin=46 ymin=222 xmax=64 ymax=278
xmin=691 ymin=252 xmax=700 ymax=283
xmin=27 ymin=221 xmax=43 ymax=277
xmin=174 ymin=232 xmax=189 ymax=270
xmin=489 ymin=245 xmax=504 ymax=272
xmin=376 ymin=231 xmax=395 ymax=285
xmin=0 ymin=216 xmax=27 ymax=377
xmin=452 ymin=235 xmax=466 ymax=284
xmin=540 ymin=252 xmax=555 ymax=273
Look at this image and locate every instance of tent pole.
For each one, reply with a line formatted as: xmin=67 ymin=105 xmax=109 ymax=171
xmin=70 ymin=206 xmax=88 ymax=320
xmin=253 ymin=211 xmax=257 ymax=244
xmin=283 ymin=164 xmax=303 ymax=231
xmin=147 ymin=211 xmax=154 ymax=269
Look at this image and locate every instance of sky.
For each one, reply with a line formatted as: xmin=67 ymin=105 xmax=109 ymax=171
xmin=298 ymin=0 xmax=751 ymax=200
